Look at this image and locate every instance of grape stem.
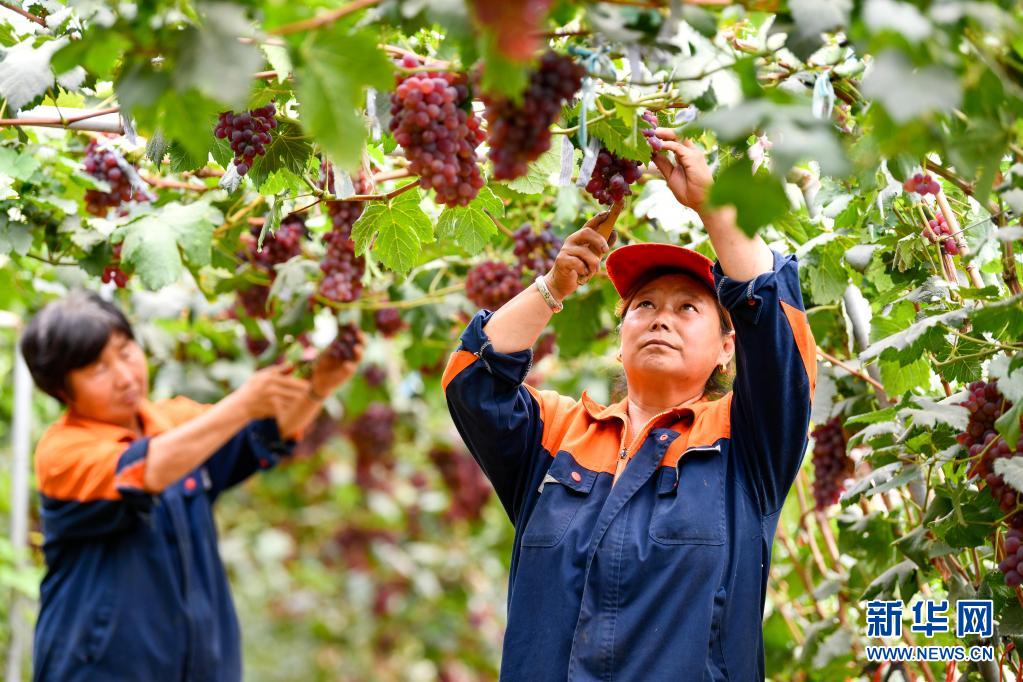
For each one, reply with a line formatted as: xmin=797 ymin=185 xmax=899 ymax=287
xmin=269 ymin=0 xmax=380 ymax=36
xmin=817 ymin=348 xmax=887 ymax=393
xmin=0 ymin=1 xmax=45 ymax=26
xmin=313 ymin=284 xmax=463 ymax=312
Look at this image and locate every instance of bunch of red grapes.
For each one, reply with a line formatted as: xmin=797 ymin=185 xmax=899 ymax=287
xmin=585 ymin=148 xmax=642 ymax=204
xmin=374 ymin=308 xmax=405 ymax=337
xmin=641 ymin=111 xmax=663 ymax=152
xmin=235 ymin=213 xmax=306 ymax=319
xmin=214 ymin=103 xmax=277 ymax=176
xmin=429 ymin=445 xmax=493 ymax=522
xmin=327 ymin=322 xmax=362 ymax=362
xmin=389 ymin=55 xmax=485 ymax=207
xmin=923 ymin=212 xmax=960 ymax=256
xmin=956 ymin=379 xmax=1023 ymax=586
xmin=465 ymin=261 xmax=524 ymax=310
xmin=483 ymin=51 xmax=585 ymax=180
xmin=513 ymin=222 xmax=562 ymax=276
xmin=101 ymin=243 xmax=130 ymax=288
xmin=319 ymin=168 xmax=368 ymax=303
xmin=903 ymin=172 xmax=941 ymax=196
xmin=82 ymin=140 xmax=149 ymax=216
xmin=999 ymin=529 xmax=1023 ymax=587
xmin=811 ymin=416 xmax=854 ymax=510
xmin=349 ymin=402 xmax=398 ymax=490
xmin=362 ymin=363 xmax=387 ymax=388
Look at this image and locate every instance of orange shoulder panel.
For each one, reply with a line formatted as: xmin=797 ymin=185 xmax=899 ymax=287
xmin=779 ymin=299 xmax=818 ymax=399
xmin=662 ymin=394 xmax=732 ymax=467
xmin=34 ymin=423 xmax=128 ymax=501
xmin=442 ymin=350 xmax=479 ymax=393
xmin=524 ymin=386 xmax=624 ymax=475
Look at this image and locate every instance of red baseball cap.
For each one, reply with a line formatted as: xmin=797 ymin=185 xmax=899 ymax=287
xmin=604 ymin=243 xmax=716 ymax=299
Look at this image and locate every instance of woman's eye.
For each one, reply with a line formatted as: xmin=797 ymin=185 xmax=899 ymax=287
xmin=637 ymin=300 xmax=653 ymax=308
xmin=683 ymin=303 xmax=697 ymax=312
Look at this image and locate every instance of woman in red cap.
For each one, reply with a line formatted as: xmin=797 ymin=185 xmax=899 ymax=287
xmin=443 ymin=132 xmax=817 ymax=681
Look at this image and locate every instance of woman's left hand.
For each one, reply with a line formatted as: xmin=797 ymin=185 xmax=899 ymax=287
xmin=649 ymin=128 xmax=714 ymax=213
xmin=309 ymin=332 xmax=364 ymax=399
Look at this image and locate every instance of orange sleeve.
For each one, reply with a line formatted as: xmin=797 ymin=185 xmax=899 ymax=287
xmin=35 ymin=429 xmax=127 ymax=502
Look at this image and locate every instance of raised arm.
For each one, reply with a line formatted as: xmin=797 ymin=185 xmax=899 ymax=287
xmin=142 ymin=364 xmax=309 ymax=491
xmin=650 ymin=131 xmax=817 ymax=514
xmin=483 ymin=221 xmax=611 ymax=353
xmin=649 ymin=131 xmax=774 ymax=281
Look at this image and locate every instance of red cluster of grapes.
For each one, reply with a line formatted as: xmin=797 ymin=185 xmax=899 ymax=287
xmin=329 ymin=525 xmax=396 ymax=572
xmin=513 ymin=222 xmax=562 ymax=275
xmin=810 ymin=416 xmax=854 ymax=510
xmin=101 ymin=243 xmax=130 ymax=288
xmin=82 ymin=140 xmax=148 ymax=216
xmin=999 ymin=529 xmax=1023 ymax=587
xmin=327 ymin=322 xmax=362 ymax=362
xmin=428 ymin=445 xmax=492 ymax=522
xmin=244 ymin=333 xmax=270 ymax=357
xmin=252 ymin=213 xmax=307 ymax=269
xmin=465 ymin=261 xmax=524 ymax=310
xmin=235 ymin=213 xmax=306 ymax=318
xmin=349 ymin=403 xmax=398 ymax=490
xmin=923 ymin=212 xmax=960 ymax=256
xmin=483 ymin=51 xmax=585 ymax=180
xmin=214 ymin=103 xmax=277 ymax=176
xmin=362 ymin=363 xmax=387 ymax=388
xmin=959 ymin=381 xmax=1023 ymax=528
xmin=641 ymin=111 xmax=663 ymax=152
xmin=585 ymin=148 xmax=642 ymax=205
xmin=389 ymin=55 xmax=485 ymax=207
xmin=374 ymin=308 xmax=405 ymax=337
xmin=903 ymin=172 xmax=941 ymax=196
xmin=319 ymin=164 xmax=368 ymax=304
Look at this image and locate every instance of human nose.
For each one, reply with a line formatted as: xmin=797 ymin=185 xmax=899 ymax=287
xmin=112 ymin=359 xmax=135 ymax=387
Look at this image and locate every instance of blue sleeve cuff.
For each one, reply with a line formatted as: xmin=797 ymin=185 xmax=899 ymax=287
xmin=246 ymin=418 xmax=296 ymax=470
xmin=458 ymin=310 xmax=534 ymax=387
xmin=712 ymin=250 xmax=798 ymax=325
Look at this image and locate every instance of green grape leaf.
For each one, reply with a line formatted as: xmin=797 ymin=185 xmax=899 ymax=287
xmin=0 ymin=147 xmax=40 ymax=181
xmin=506 ymin=145 xmax=562 ymax=195
xmin=116 ymin=200 xmax=222 ymax=290
xmin=707 ymin=156 xmax=790 ymax=237
xmin=589 ymin=107 xmax=650 ymax=163
xmin=247 ymin=121 xmax=312 ymax=187
xmin=296 ymin=27 xmax=393 ymax=171
xmin=351 ymin=187 xmax=434 ymax=275
xmin=436 ymin=186 xmax=502 ymax=255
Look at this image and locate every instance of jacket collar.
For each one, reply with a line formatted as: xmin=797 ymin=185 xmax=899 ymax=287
xmin=580 ymin=389 xmax=714 ymax=423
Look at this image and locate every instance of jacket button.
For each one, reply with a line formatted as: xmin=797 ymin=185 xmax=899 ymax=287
xmin=184 ymin=478 xmax=196 ymax=491
xmin=659 ymin=434 xmax=668 ymax=441
xmin=571 ymin=471 xmax=582 ymax=482
xmin=746 ymin=298 xmax=756 ymax=306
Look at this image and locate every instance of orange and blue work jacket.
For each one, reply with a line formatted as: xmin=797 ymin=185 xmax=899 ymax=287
xmin=31 ymin=397 xmax=294 ymax=682
xmin=443 ymin=250 xmax=817 ymax=681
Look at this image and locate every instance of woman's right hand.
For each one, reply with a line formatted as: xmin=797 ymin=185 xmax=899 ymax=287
xmin=544 ymin=220 xmax=612 ymax=301
xmin=235 ymin=364 xmax=311 ymax=420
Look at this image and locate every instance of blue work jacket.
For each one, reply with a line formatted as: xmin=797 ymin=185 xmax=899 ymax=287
xmin=443 ymin=250 xmax=817 ymax=681
xmin=31 ymin=397 xmax=294 ymax=682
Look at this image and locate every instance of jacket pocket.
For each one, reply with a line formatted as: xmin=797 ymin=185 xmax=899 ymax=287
xmin=649 ymin=445 xmax=726 ymax=545
xmin=520 ymin=451 xmax=596 ymax=548
xmin=707 ymin=586 xmax=730 ymax=682
xmin=75 ymin=588 xmax=118 ymax=664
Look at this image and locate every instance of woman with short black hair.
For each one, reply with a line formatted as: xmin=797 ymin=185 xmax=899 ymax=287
xmin=21 ymin=290 xmax=362 ymax=681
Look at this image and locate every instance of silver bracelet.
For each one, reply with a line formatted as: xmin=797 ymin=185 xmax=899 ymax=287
xmin=534 ymin=275 xmax=564 ymax=313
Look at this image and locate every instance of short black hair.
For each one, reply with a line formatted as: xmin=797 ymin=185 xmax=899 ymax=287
xmin=20 ymin=290 xmax=135 ymax=404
